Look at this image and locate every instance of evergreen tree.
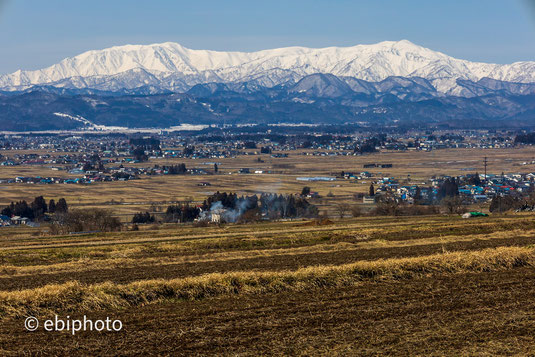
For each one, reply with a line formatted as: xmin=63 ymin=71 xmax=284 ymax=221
xmin=438 ymin=178 xmax=459 ymax=199
xmin=1 ymin=202 xmax=14 ymax=217
xmin=31 ymin=196 xmax=47 ymax=219
xmin=468 ymin=173 xmax=481 ymax=186
xmin=183 ymin=146 xmax=195 ymax=156
xmin=369 ymin=183 xmax=375 ymax=196
xmin=165 ymin=164 xmax=187 ymax=174
xmin=13 ymin=201 xmax=34 ymax=219
xmin=56 ymin=198 xmax=68 ymax=214
xmin=48 ymin=199 xmax=56 ymax=213
xmin=132 ymin=147 xmax=148 ymax=162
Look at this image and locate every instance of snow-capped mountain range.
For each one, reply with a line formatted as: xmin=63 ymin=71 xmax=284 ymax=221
xmin=1 ymin=40 xmax=534 ymax=96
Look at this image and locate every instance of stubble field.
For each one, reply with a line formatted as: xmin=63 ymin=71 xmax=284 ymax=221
xmin=1 ymin=213 xmax=535 ymax=355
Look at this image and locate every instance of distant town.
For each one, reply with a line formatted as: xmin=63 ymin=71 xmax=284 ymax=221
xmin=1 ymin=127 xmax=535 ymax=227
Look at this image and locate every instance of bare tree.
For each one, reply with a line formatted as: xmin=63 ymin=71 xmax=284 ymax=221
xmin=441 ymin=196 xmax=467 ymax=214
xmin=373 ymin=193 xmax=403 ymax=216
xmin=335 ymin=203 xmax=351 ymax=219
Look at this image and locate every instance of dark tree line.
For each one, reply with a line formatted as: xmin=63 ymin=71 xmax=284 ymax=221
xmin=163 ymin=164 xmax=187 ymax=175
xmin=140 ymin=191 xmax=319 ymax=225
xmin=259 ymin=193 xmax=318 ymax=219
xmin=356 ymin=137 xmax=383 ymax=154
xmin=165 ymin=204 xmax=201 ymax=223
xmin=198 ymin=191 xmax=319 ymax=222
xmin=465 ymin=173 xmax=482 ymax=186
xmin=132 ymin=212 xmax=155 ymax=224
xmin=203 ymin=191 xmax=317 ymax=218
xmin=243 ymin=141 xmax=257 ymax=149
xmin=202 ymin=192 xmax=239 ymax=210
xmin=195 ymin=133 xmax=353 ymax=146
xmin=515 ymin=133 xmax=535 ymax=145
xmin=437 ymin=178 xmax=459 ymax=199
xmin=440 ymin=134 xmax=464 ymax=141
xmin=82 ymin=154 xmax=105 ymax=172
xmin=183 ymin=146 xmax=195 ymax=156
xmin=132 ymin=147 xmax=148 ymax=162
xmin=1 ymin=196 xmax=68 ymax=220
xmin=129 ymin=137 xmax=161 ymax=150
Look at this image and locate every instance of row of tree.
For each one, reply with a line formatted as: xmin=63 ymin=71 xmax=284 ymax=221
xmin=162 ymin=164 xmax=187 ymax=175
xmin=202 ymin=191 xmax=318 ymax=221
xmin=165 ymin=204 xmax=200 ymax=223
xmin=1 ymin=197 xmax=68 ymax=220
xmin=132 ymin=212 xmax=155 ymax=224
xmin=132 ymin=191 xmax=319 ymax=224
xmin=514 ymin=133 xmax=535 ymax=145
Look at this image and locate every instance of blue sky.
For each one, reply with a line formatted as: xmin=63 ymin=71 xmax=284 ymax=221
xmin=0 ymin=0 xmax=534 ymax=74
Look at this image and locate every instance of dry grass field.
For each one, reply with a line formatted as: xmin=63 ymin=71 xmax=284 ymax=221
xmin=1 ymin=213 xmax=535 ymax=355
xmin=2 ymin=147 xmax=535 ymax=219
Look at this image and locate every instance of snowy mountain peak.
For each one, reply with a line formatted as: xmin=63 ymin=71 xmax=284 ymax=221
xmin=1 ymin=40 xmax=534 ymax=95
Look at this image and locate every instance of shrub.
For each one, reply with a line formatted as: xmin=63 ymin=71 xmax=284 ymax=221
xmin=50 ymin=209 xmax=122 ymax=234
xmin=369 ymin=198 xmax=440 ymax=217
xmin=335 ymin=203 xmax=350 ymax=219
xmin=237 ymin=207 xmax=262 ymax=223
xmin=489 ymin=195 xmax=522 ymax=213
xmin=400 ymin=205 xmax=440 ymax=216
xmin=351 ymin=205 xmax=362 ymax=217
xmin=441 ymin=196 xmax=467 ymax=214
xmin=371 ymin=194 xmax=403 ymax=216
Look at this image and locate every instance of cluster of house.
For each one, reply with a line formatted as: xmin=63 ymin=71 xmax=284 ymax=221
xmin=1 ymin=130 xmax=521 ymax=174
xmin=302 ymin=151 xmax=362 ymax=157
xmin=2 ymin=159 xmax=294 ymax=185
xmin=1 ymin=152 xmax=126 ymax=167
xmin=411 ymin=140 xmax=514 ymax=151
xmin=335 ymin=165 xmax=535 ymax=204
xmin=161 ymin=149 xmax=238 ymax=159
xmin=0 ymin=160 xmax=239 ymax=186
xmin=342 ymin=171 xmax=373 ymax=180
xmin=0 ymin=215 xmax=39 ymax=227
xmin=0 ymin=171 xmax=138 ymax=185
xmin=367 ymin=172 xmax=535 ymax=204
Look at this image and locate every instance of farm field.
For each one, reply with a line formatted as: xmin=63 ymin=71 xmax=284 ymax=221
xmin=1 ymin=213 xmax=535 ymax=355
xmin=2 ymin=147 xmax=535 ymax=219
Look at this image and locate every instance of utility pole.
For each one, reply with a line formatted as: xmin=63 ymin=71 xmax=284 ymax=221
xmin=484 ymin=157 xmax=488 ymax=185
